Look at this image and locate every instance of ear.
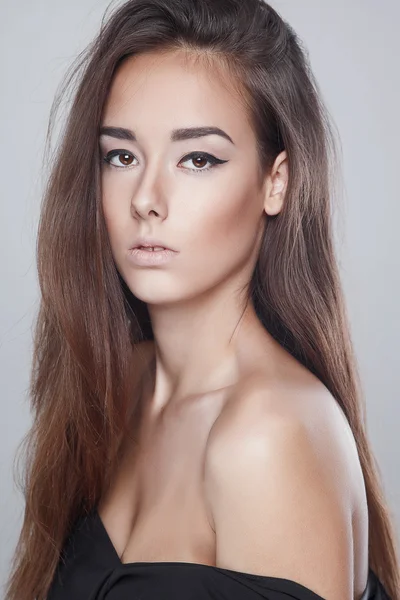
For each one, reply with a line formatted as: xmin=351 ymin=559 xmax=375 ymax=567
xmin=263 ymin=150 xmax=288 ymax=216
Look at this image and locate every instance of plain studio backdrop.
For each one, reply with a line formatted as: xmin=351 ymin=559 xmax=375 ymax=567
xmin=0 ymin=0 xmax=399 ymax=594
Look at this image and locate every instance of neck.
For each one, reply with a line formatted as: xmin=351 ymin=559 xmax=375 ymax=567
xmin=142 ymin=282 xmax=270 ymax=415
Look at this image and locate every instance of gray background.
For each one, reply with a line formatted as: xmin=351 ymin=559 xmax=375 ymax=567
xmin=1 ymin=0 xmax=399 ymax=594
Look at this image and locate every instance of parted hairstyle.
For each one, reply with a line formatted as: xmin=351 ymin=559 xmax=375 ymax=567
xmin=5 ymin=1 xmax=399 ymax=598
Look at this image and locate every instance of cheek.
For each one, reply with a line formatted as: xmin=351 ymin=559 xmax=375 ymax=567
xmin=200 ymin=181 xmax=259 ymax=248
xmin=183 ymin=183 xmax=261 ymax=275
xmin=101 ymin=185 xmax=126 ymax=247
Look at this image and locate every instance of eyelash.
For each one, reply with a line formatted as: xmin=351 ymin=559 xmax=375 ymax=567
xmin=102 ymin=150 xmax=228 ymax=175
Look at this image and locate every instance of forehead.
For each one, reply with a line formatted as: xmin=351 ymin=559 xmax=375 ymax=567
xmin=102 ymin=50 xmax=253 ymax=146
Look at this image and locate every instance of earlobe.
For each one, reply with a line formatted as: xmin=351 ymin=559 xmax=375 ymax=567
xmin=264 ymin=194 xmax=284 ymax=216
xmin=263 ymin=150 xmax=288 ymax=216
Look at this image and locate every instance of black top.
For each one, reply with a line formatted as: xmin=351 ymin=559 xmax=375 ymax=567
xmin=47 ymin=509 xmax=391 ymax=600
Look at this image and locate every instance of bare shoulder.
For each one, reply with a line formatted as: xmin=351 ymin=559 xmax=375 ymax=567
xmin=204 ymin=375 xmax=367 ymax=600
xmin=205 ymin=373 xmax=365 ymax=514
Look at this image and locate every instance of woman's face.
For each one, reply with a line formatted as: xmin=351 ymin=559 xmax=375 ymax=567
xmin=99 ymin=50 xmax=279 ymax=305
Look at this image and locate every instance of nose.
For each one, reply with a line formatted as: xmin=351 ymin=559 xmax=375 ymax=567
xmin=132 ymin=203 xmax=162 ymax=220
xmin=130 ymin=163 xmax=167 ymax=221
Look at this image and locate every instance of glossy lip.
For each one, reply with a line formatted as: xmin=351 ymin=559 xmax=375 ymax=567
xmin=130 ymin=237 xmax=176 ymax=251
xmin=127 ymin=246 xmax=178 ymax=267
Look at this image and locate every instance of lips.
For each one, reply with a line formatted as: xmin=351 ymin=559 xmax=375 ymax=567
xmin=131 ymin=238 xmax=176 ymax=252
xmin=128 ymin=246 xmax=177 ymax=266
xmin=137 ymin=246 xmax=166 ymax=251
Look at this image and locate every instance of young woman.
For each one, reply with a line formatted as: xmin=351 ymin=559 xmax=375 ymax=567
xmin=5 ymin=1 xmax=398 ymax=599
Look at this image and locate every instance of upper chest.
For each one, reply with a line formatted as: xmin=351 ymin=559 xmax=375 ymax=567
xmin=97 ymin=376 xmax=368 ymax=595
xmin=98 ymin=388 xmax=226 ymax=563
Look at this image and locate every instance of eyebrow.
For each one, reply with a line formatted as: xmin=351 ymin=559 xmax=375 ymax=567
xmin=99 ymin=125 xmax=235 ymax=145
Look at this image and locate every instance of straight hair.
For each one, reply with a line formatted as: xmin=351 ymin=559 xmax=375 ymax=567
xmin=5 ymin=1 xmax=399 ymax=598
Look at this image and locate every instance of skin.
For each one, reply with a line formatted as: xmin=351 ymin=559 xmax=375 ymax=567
xmin=98 ymin=49 xmax=369 ymax=600
xmin=99 ymin=48 xmax=288 ymax=416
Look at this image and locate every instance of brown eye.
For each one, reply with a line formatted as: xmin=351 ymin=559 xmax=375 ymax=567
xmin=191 ymin=155 xmax=208 ymax=169
xmin=103 ymin=150 xmax=136 ymax=169
xmin=103 ymin=149 xmax=228 ymax=174
xmin=179 ymin=152 xmax=227 ymax=174
xmin=118 ymin=153 xmax=134 ymax=166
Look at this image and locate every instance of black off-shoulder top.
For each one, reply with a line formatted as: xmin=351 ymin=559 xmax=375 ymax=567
xmin=47 ymin=509 xmax=391 ymax=600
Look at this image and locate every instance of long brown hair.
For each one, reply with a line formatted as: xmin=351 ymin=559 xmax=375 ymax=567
xmin=5 ymin=1 xmax=399 ymax=598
